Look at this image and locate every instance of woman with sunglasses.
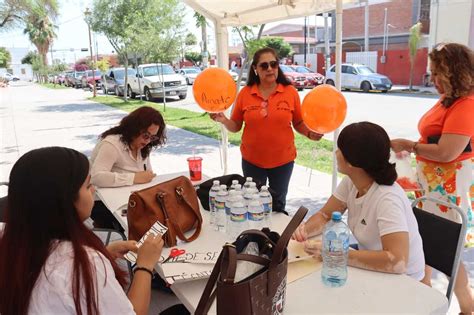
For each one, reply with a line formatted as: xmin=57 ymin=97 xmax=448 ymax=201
xmin=391 ymin=42 xmax=474 ymax=314
xmin=90 ymin=106 xmax=166 ymax=230
xmin=210 ymin=47 xmax=322 ymax=212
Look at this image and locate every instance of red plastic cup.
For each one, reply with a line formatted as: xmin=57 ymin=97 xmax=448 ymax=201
xmin=187 ymin=157 xmax=202 ymax=181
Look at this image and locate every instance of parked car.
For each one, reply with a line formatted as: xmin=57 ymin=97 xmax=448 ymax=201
xmin=0 ymin=72 xmax=20 ymax=82
xmin=325 ymin=63 xmax=392 ymax=93
xmin=55 ymin=73 xmax=66 ymax=85
xmin=81 ymin=70 xmax=102 ymax=91
xmin=279 ymin=65 xmax=306 ymax=91
xmin=101 ymin=67 xmax=137 ymax=96
xmin=228 ymin=70 xmax=239 ymax=82
xmin=179 ymin=67 xmax=201 ymax=85
xmin=126 ymin=63 xmax=187 ymax=101
xmin=72 ymin=71 xmax=85 ymax=88
xmin=290 ymin=66 xmax=324 ymax=88
xmin=64 ymin=71 xmax=75 ymax=87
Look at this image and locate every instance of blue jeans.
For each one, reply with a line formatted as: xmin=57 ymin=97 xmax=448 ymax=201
xmin=241 ymin=159 xmax=294 ymax=213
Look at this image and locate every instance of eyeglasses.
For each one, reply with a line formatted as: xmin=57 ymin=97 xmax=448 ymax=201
xmin=258 ymin=61 xmax=278 ymax=70
xmin=260 ymin=101 xmax=268 ymax=118
xmin=141 ymin=131 xmax=159 ymax=142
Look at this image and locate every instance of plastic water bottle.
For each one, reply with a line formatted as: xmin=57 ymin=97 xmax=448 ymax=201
xmin=321 ymin=212 xmax=350 ymax=287
xmin=215 ymin=185 xmax=228 ymax=232
xmin=243 ymin=177 xmax=253 ymax=190
xmin=229 ymin=201 xmax=247 ymax=239
xmin=243 ymin=186 xmax=257 ymax=207
xmin=259 ymin=186 xmax=272 ymax=226
xmin=247 ymin=194 xmax=264 ymax=230
xmin=231 ymin=180 xmax=239 ymax=190
xmin=209 ymin=180 xmax=220 ymax=226
xmin=225 ymin=190 xmax=237 ymax=228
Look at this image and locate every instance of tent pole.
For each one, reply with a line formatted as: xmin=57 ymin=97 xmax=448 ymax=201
xmin=332 ymin=0 xmax=343 ymax=193
xmin=214 ymin=19 xmax=230 ymax=175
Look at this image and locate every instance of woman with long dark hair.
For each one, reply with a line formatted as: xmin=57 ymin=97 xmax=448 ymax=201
xmin=90 ymin=106 xmax=166 ymax=229
xmin=210 ymin=47 xmax=322 ymax=212
xmin=391 ymin=42 xmax=474 ymax=313
xmin=0 ymin=147 xmax=163 ymax=315
xmin=293 ymin=122 xmax=425 ymax=280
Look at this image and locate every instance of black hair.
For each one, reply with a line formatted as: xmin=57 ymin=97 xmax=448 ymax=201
xmin=247 ymin=47 xmax=291 ymax=86
xmin=337 ymin=122 xmax=397 ymax=185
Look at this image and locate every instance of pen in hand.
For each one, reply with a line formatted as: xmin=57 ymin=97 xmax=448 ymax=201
xmin=144 ymin=164 xmax=147 ymax=171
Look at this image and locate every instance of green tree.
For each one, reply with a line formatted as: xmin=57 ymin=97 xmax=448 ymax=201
xmin=96 ymin=57 xmax=110 ymax=73
xmin=194 ymin=12 xmax=208 ymax=66
xmin=0 ymin=47 xmax=11 ymax=68
xmin=21 ymin=51 xmax=39 ymax=64
xmin=185 ymin=51 xmax=202 ymax=65
xmin=23 ymin=5 xmax=57 ymax=66
xmin=261 ymin=37 xmax=293 ymax=59
xmin=408 ymin=22 xmax=422 ymax=91
xmin=1 ymin=0 xmax=58 ymax=31
xmin=90 ymin=0 xmax=184 ymax=100
xmin=185 ymin=33 xmax=197 ymax=46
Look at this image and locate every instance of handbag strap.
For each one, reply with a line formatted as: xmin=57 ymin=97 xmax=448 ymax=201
xmin=195 ymin=245 xmax=227 ymax=315
xmin=157 ymin=192 xmax=202 ymax=243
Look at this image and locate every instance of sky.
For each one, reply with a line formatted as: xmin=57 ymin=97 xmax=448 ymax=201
xmin=0 ymin=0 xmax=322 ymax=65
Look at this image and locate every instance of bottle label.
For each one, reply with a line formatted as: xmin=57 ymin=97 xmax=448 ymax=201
xmin=215 ymin=201 xmax=225 ymax=212
xmin=225 ymin=205 xmax=231 ymax=215
xmin=230 ymin=212 xmax=246 ymax=222
xmin=262 ymin=202 xmax=272 ymax=214
xmin=209 ymin=196 xmax=216 ymax=210
xmin=248 ymin=212 xmax=264 ymax=221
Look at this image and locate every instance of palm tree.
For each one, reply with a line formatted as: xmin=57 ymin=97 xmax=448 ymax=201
xmin=23 ymin=6 xmax=56 ymax=66
xmin=1 ymin=0 xmax=58 ymax=30
xmin=193 ymin=12 xmax=207 ymax=60
xmin=408 ymin=22 xmax=422 ymax=91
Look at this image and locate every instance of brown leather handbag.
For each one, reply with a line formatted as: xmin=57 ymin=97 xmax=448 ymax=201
xmin=127 ymin=176 xmax=202 ymax=247
xmin=195 ymin=207 xmax=308 ymax=315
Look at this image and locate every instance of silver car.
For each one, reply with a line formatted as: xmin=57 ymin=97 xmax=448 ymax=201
xmin=179 ymin=67 xmax=201 ymax=85
xmin=325 ymin=63 xmax=392 ymax=93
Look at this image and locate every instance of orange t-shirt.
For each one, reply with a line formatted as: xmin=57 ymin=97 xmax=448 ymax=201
xmin=417 ymin=95 xmax=474 ymax=163
xmin=231 ymin=84 xmax=303 ymax=168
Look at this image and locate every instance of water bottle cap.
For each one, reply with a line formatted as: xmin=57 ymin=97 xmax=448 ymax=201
xmin=246 ymin=177 xmax=253 ymax=182
xmin=213 ymin=180 xmax=220 ymax=185
xmin=232 ymin=180 xmax=239 ymax=184
xmin=332 ymin=211 xmax=342 ymax=221
xmin=228 ymin=190 xmax=236 ymax=195
xmin=261 ymin=186 xmax=268 ymax=191
xmin=219 ymin=184 xmax=227 ymax=189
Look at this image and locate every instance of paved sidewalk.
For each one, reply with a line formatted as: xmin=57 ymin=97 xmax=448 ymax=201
xmin=0 ymin=81 xmax=471 ymax=314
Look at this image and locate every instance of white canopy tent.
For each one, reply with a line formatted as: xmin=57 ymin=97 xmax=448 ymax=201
xmin=183 ymin=0 xmax=355 ymax=192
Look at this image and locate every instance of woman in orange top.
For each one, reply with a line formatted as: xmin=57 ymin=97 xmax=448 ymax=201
xmin=211 ymin=47 xmax=322 ymax=212
xmin=391 ymin=42 xmax=473 ymax=314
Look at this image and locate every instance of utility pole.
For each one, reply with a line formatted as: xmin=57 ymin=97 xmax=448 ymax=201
xmin=324 ymin=12 xmax=331 ymax=76
xmin=364 ymin=0 xmax=369 ymax=52
xmin=84 ymin=8 xmax=97 ymax=97
xmin=303 ymin=16 xmax=307 ymax=65
xmin=381 ymin=8 xmax=387 ymax=63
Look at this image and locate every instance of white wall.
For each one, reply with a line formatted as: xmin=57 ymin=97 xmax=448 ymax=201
xmin=429 ymin=0 xmax=474 ymax=49
xmin=293 ymin=54 xmax=317 ymax=71
xmin=11 ymin=64 xmax=33 ymax=81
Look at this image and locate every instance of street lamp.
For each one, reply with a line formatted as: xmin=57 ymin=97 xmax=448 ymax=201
xmin=84 ymin=7 xmax=96 ymax=97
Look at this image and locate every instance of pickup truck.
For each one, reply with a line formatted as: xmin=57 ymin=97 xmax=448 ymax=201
xmin=126 ymin=63 xmax=187 ymax=101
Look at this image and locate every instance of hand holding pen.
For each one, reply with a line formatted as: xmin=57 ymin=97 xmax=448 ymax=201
xmin=133 ymin=163 xmax=156 ymax=184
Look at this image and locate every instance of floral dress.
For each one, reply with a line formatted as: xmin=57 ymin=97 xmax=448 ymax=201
xmin=417 ymin=158 xmax=474 ymax=247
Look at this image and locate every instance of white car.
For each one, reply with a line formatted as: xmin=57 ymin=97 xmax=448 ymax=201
xmin=1 ymin=73 xmax=20 ymax=82
xmin=126 ymin=63 xmax=188 ymax=101
xmin=179 ymin=67 xmax=201 ymax=85
xmin=325 ymin=63 xmax=392 ymax=93
xmin=228 ymin=70 xmax=239 ymax=82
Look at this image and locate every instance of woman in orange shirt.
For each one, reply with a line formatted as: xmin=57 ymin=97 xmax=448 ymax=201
xmin=391 ymin=42 xmax=473 ymax=314
xmin=210 ymin=47 xmax=322 ymax=212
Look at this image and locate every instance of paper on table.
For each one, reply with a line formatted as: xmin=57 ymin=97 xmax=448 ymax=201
xmin=287 ymin=240 xmax=322 ymax=284
xmin=124 ymin=221 xmax=168 ymax=263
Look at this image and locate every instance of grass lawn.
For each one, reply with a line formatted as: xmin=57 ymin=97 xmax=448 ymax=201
xmin=89 ymin=95 xmax=335 ymax=174
xmin=39 ymin=83 xmax=68 ymax=89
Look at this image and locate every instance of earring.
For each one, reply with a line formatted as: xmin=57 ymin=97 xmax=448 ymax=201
xmin=254 ymin=70 xmax=258 ymax=76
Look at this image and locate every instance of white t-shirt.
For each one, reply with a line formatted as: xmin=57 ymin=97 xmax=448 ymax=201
xmin=334 ymin=176 xmax=425 ymax=281
xmin=90 ymin=134 xmax=152 ymax=187
xmin=28 ymin=241 xmax=135 ymax=315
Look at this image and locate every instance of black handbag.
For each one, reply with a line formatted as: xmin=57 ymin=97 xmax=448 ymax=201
xmin=196 ymin=174 xmax=284 ymax=213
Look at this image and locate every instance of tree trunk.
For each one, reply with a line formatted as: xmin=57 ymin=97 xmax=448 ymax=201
xmin=124 ymin=55 xmax=129 ymax=102
xmin=202 ymin=23 xmax=207 ymax=54
xmin=409 ymin=58 xmax=414 ymax=91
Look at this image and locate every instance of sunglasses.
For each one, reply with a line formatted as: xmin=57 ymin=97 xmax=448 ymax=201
xmin=141 ymin=131 xmax=159 ymax=142
xmin=258 ymin=60 xmax=278 ymax=70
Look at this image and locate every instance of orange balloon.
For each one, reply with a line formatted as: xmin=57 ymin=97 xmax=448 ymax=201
xmin=301 ymin=84 xmax=347 ymax=133
xmin=193 ymin=68 xmax=237 ymax=113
